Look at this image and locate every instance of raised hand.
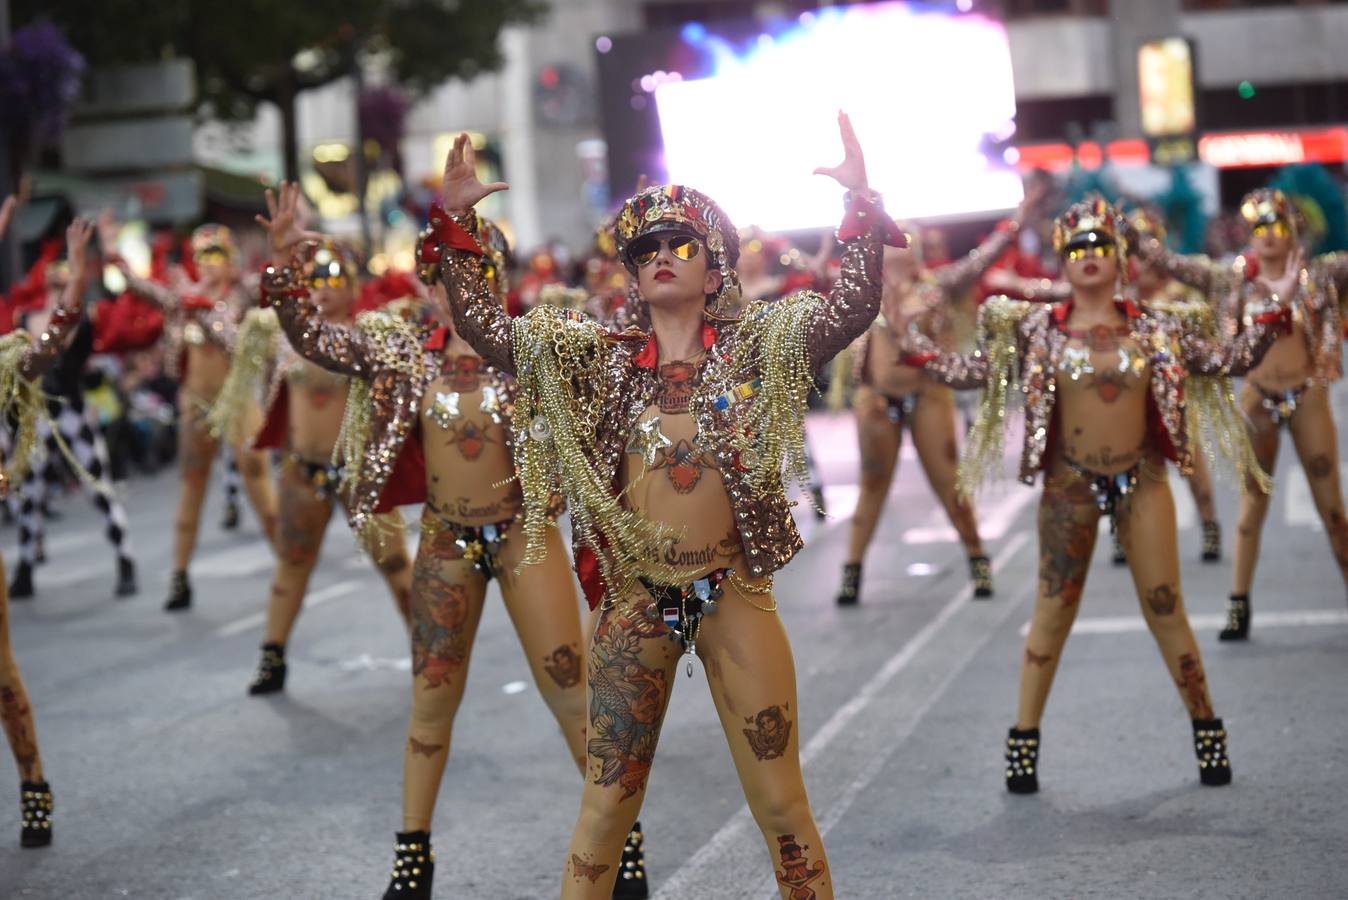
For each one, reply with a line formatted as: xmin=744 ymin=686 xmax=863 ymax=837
xmin=65 ymin=216 xmax=95 ymax=281
xmin=256 ymin=181 xmax=322 ymax=267
xmin=97 ymin=208 xmax=121 ymax=256
xmin=441 ymin=133 xmax=509 ymax=215
xmin=0 ymin=195 xmax=15 ymax=242
xmin=813 ymin=111 xmax=869 ymax=193
xmin=1015 ymin=178 xmax=1050 ymax=225
xmin=1258 ymin=247 xmax=1304 ymax=301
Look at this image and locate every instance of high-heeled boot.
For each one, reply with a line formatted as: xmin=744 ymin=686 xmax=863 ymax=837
xmin=1218 ymin=594 xmax=1249 ymax=641
xmin=1005 ymin=727 xmax=1039 ymax=794
xmin=9 ymin=559 xmax=34 ymax=600
xmin=969 ymin=555 xmax=993 ymax=599
xmin=248 ymin=642 xmax=287 ymax=695
xmin=164 ymin=570 xmax=192 ymax=612
xmin=612 ymin=820 xmax=649 ymax=898
xmin=1200 ymin=520 xmax=1222 ymax=562
xmin=1192 ymin=718 xmax=1232 ymax=786
xmin=836 ymin=563 xmax=862 ymax=606
xmin=20 ymin=780 xmax=53 ymax=847
xmin=382 ymin=830 xmax=434 ymax=899
xmin=115 ymin=556 xmax=138 ymax=598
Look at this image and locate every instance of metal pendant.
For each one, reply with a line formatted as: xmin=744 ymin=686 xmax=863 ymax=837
xmin=428 ymin=391 xmax=461 ymax=429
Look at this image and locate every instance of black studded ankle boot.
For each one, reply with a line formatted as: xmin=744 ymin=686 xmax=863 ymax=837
xmin=20 ymin=780 xmax=53 ymax=847
xmin=9 ymin=560 xmax=34 ymax=600
xmin=1200 ymin=520 xmax=1222 ymax=563
xmin=969 ymin=555 xmax=994 ymax=599
xmin=248 ymin=643 xmax=287 ymax=695
xmin=1192 ymin=718 xmax=1232 ymax=786
xmin=221 ymin=500 xmax=240 ymax=531
xmin=612 ymin=820 xmax=649 ymax=898
xmin=115 ymin=557 xmax=138 ymax=598
xmin=164 ymin=570 xmax=192 ymax=612
xmin=836 ymin=563 xmax=862 ymax=606
xmin=1219 ymin=594 xmax=1250 ymax=641
xmin=382 ymin=830 xmax=433 ymax=899
xmin=1005 ymin=727 xmax=1039 ymax=794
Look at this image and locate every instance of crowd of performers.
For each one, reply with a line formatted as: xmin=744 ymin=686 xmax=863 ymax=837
xmin=2 ymin=111 xmax=1347 ymax=898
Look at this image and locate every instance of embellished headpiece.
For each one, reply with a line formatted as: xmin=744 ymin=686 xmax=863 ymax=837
xmin=191 ymin=224 xmax=238 ymax=263
xmin=1240 ymin=188 xmax=1299 ymax=239
xmin=613 ymin=184 xmax=741 ymax=313
xmin=302 ymin=238 xmax=358 ymax=287
xmin=1053 ymin=194 xmax=1129 ymax=284
xmin=1127 ymin=206 xmax=1167 ymax=243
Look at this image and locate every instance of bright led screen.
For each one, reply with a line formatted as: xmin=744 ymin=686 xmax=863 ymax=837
xmin=650 ymin=4 xmax=1021 ymax=230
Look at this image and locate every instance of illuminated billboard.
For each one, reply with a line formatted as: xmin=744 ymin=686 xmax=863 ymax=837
xmin=1138 ymin=37 xmax=1197 ymax=138
xmin=597 ymin=3 xmax=1022 ymax=230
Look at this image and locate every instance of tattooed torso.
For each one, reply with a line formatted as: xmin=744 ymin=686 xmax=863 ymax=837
xmin=419 ymin=352 xmax=522 ymax=526
xmin=285 ymin=356 xmax=350 ymax=461
xmin=620 ymin=361 xmax=745 ymax=578
xmin=1055 ymin=323 xmax=1151 ymax=474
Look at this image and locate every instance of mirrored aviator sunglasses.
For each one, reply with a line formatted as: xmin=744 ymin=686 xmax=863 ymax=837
xmin=630 ymin=234 xmax=703 ymax=267
xmin=1066 ymin=243 xmax=1116 ymax=262
xmin=1252 ymin=221 xmax=1289 ymax=239
xmin=195 ymin=249 xmax=231 ymax=266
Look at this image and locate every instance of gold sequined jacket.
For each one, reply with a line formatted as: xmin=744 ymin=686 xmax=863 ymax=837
xmin=907 ymin=296 xmax=1286 ymax=494
xmin=120 ymin=269 xmax=254 ymax=379
xmin=1138 ymin=239 xmax=1344 ymax=384
xmin=0 ymin=307 xmax=84 ymax=496
xmin=264 ymin=277 xmax=515 ymax=535
xmin=433 ymin=208 xmax=885 ymax=601
xmin=853 ymin=224 xmax=1017 ymax=394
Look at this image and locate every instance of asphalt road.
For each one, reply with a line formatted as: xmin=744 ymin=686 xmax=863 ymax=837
xmin=2 ymin=385 xmax=1346 ymax=900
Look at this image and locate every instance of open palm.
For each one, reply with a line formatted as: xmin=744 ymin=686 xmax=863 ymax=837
xmin=256 ymin=182 xmax=321 ymax=266
xmin=441 ymin=133 xmax=509 ymax=215
xmin=813 ymin=111 xmax=869 ymax=192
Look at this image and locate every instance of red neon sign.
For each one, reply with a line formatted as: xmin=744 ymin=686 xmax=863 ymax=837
xmin=1013 ymin=127 xmax=1348 ymax=172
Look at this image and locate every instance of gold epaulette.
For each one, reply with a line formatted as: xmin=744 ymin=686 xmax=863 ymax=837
xmin=206 ymin=308 xmax=279 ymax=442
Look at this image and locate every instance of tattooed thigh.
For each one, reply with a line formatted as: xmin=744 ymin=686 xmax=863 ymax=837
xmin=1144 ymin=583 xmax=1179 ymax=616
xmin=741 ymin=702 xmax=794 ymax=762
xmin=409 ymin=555 xmax=479 ymax=689
xmin=1307 ymin=453 xmax=1335 ymax=480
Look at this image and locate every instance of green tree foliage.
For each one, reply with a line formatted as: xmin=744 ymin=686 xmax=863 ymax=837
xmin=15 ymin=0 xmax=547 ymax=179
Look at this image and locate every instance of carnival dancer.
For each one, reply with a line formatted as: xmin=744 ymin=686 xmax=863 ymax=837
xmin=425 ymin=112 xmax=901 ymax=899
xmin=835 ymin=189 xmax=1044 ymax=605
xmin=105 ymin=219 xmax=279 ymax=611
xmin=1134 ymin=189 xmax=1348 ymax=639
xmin=905 ymin=196 xmax=1291 ymax=793
xmin=4 ymin=234 xmax=137 ymax=600
xmin=257 ymin=184 xmax=594 ymax=900
xmin=1126 ymin=208 xmax=1223 ymax=564
xmin=0 ymin=215 xmax=96 ymax=847
xmin=207 ymin=239 xmax=414 ymax=694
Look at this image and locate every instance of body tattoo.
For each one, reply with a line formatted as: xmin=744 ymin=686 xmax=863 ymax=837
xmin=775 ymin=834 xmax=827 ymax=900
xmin=1307 ymin=453 xmax=1334 ymax=480
xmin=1145 ymin=584 xmax=1178 ymax=616
xmin=410 ymin=564 xmax=472 ymax=688
xmin=1176 ymin=653 xmax=1214 ymax=719
xmin=655 ymin=361 xmax=697 ymax=414
xmin=742 ymin=704 xmax=793 ymax=761
xmin=570 ymin=853 xmax=611 ymax=883
xmin=1024 ymin=648 xmax=1052 ymax=667
xmin=587 ymin=606 xmax=670 ymax=799
xmin=544 ymin=645 xmax=583 ymax=689
xmin=650 ymin=438 xmax=719 ymax=494
xmin=0 ymin=686 xmax=39 ymax=780
xmin=408 ymin=736 xmax=445 ymax=757
xmin=1038 ymin=486 xmax=1093 ymax=604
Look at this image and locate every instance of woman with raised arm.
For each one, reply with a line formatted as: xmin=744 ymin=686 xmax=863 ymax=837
xmin=905 ymin=196 xmax=1290 ymax=793
xmin=835 ymin=188 xmax=1044 ymax=606
xmin=423 ymin=113 xmax=903 ymax=899
xmin=1133 ymin=189 xmax=1348 ymax=639
xmin=208 ymin=239 xmax=414 ymax=695
xmin=0 ymin=218 xmax=95 ymax=847
xmin=257 ymin=184 xmax=594 ymax=900
xmin=107 ymin=220 xmax=278 ymax=611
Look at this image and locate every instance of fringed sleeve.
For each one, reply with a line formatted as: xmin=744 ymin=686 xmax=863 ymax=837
xmin=206 ymin=308 xmax=279 ymax=442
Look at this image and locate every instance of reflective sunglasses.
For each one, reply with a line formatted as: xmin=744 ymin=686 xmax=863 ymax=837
xmin=195 ymin=249 xmax=231 ymax=265
xmin=1252 ymin=221 xmax=1289 ymax=239
xmin=1066 ymin=244 xmax=1116 ymax=262
xmin=630 ymin=234 xmax=703 ymax=267
xmin=309 ymin=274 xmax=350 ymax=288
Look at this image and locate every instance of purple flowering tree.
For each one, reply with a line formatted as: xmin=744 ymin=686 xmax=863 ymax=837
xmin=0 ymin=20 xmax=86 ymax=182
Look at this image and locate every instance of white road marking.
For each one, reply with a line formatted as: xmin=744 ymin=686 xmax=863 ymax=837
xmin=214 ymin=581 xmax=360 ymax=637
xmin=337 ymin=653 xmax=411 ymax=672
xmin=652 ymin=531 xmax=1032 ymax=900
xmin=502 ymin=681 xmax=528 ymax=695
xmin=903 ymin=482 xmax=1037 ymax=544
xmin=1019 ymin=608 xmax=1348 ymax=637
